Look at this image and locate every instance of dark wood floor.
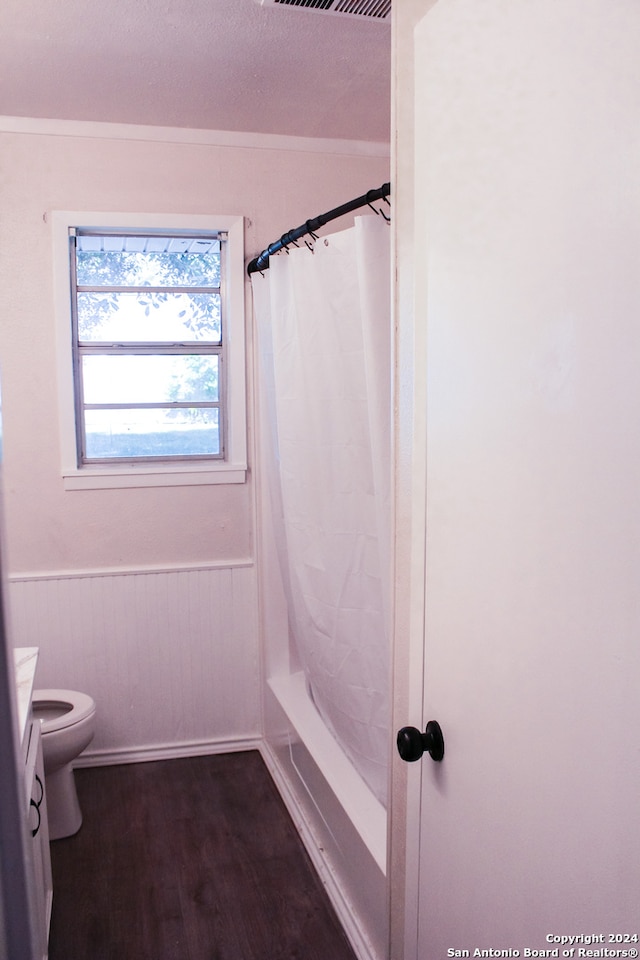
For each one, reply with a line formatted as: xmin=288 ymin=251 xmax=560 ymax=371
xmin=48 ymin=751 xmax=358 ymax=960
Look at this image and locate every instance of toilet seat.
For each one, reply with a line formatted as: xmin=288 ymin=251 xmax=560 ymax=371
xmin=33 ymin=689 xmax=96 ymax=733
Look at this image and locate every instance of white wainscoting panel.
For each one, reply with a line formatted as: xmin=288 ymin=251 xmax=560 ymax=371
xmin=8 ymin=564 xmax=260 ymax=764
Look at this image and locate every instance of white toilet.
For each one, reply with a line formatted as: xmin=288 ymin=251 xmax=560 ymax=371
xmin=32 ymin=689 xmax=96 ymax=840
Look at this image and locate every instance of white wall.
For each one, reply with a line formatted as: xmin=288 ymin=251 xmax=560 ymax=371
xmin=0 ymin=119 xmax=389 ymax=759
xmin=9 ymin=564 xmax=260 ymax=761
xmin=0 ymin=121 xmax=389 ymax=575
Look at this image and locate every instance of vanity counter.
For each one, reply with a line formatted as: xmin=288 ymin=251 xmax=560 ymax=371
xmin=13 ymin=646 xmax=39 ymax=749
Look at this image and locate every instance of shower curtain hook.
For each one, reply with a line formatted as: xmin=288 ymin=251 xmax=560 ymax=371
xmin=305 ymin=221 xmax=319 ymax=241
xmin=366 ymin=188 xmax=391 ymax=223
xmin=280 ymin=230 xmax=301 ymax=254
xmin=366 ymin=188 xmax=383 ymax=218
xmin=380 ymin=191 xmax=391 ymax=222
xmin=304 ymin=239 xmax=315 ymax=254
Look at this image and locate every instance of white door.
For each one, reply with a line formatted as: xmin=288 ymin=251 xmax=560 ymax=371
xmin=402 ymin=1 xmax=640 ymax=956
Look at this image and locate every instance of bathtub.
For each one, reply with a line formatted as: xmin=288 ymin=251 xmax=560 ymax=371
xmin=261 ymin=668 xmax=388 ymax=960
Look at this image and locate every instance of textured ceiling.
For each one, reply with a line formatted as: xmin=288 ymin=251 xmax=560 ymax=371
xmin=0 ymin=0 xmax=391 ymax=142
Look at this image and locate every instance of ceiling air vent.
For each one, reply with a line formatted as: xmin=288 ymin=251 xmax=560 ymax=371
xmin=257 ymin=0 xmax=391 ymax=21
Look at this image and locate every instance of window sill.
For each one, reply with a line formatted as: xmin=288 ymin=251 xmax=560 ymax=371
xmin=62 ymin=462 xmax=247 ymax=490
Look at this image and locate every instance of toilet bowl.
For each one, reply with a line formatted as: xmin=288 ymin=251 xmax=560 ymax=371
xmin=32 ymin=689 xmax=96 ymax=840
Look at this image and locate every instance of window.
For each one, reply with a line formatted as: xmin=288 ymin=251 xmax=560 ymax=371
xmin=53 ymin=213 xmax=246 ymax=489
xmin=72 ymin=230 xmax=224 ymax=463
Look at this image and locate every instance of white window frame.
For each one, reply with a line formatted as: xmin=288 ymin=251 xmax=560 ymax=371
xmin=53 ymin=211 xmax=247 ymax=490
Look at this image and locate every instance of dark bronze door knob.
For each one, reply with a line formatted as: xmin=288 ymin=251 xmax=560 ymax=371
xmin=396 ymin=720 xmax=445 ymax=762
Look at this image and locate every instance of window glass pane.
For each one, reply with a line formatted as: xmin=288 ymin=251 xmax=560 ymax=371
xmin=67 ymin=224 xmax=241 ymax=468
xmin=76 ymin=242 xmax=221 ymax=287
xmin=82 ymin=355 xmax=219 ymax=404
xmin=77 ymin=292 xmax=221 ymax=343
xmin=83 ymin=408 xmax=220 ymax=459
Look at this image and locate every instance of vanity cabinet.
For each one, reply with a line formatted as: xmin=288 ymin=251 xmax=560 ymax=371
xmin=13 ymin=647 xmax=54 ymax=960
xmin=23 ymin=716 xmax=52 ymax=959
xmin=13 ymin=647 xmax=53 ymax=958
xmin=24 ymin=716 xmax=53 ymax=960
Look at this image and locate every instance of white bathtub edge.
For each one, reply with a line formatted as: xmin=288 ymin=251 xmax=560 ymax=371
xmin=267 ymin=671 xmax=387 ymax=874
xmin=260 ymin=739 xmax=381 ymax=960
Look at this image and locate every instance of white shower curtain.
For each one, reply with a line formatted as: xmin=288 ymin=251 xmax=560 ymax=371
xmin=252 ymin=214 xmax=391 ymax=805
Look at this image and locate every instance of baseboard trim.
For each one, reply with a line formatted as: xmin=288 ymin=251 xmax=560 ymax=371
xmin=75 ymin=735 xmax=262 ymax=768
xmin=259 ymin=741 xmax=380 ymax=960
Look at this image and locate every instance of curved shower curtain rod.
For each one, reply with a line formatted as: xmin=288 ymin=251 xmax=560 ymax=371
xmin=246 ymin=181 xmax=391 ymax=276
